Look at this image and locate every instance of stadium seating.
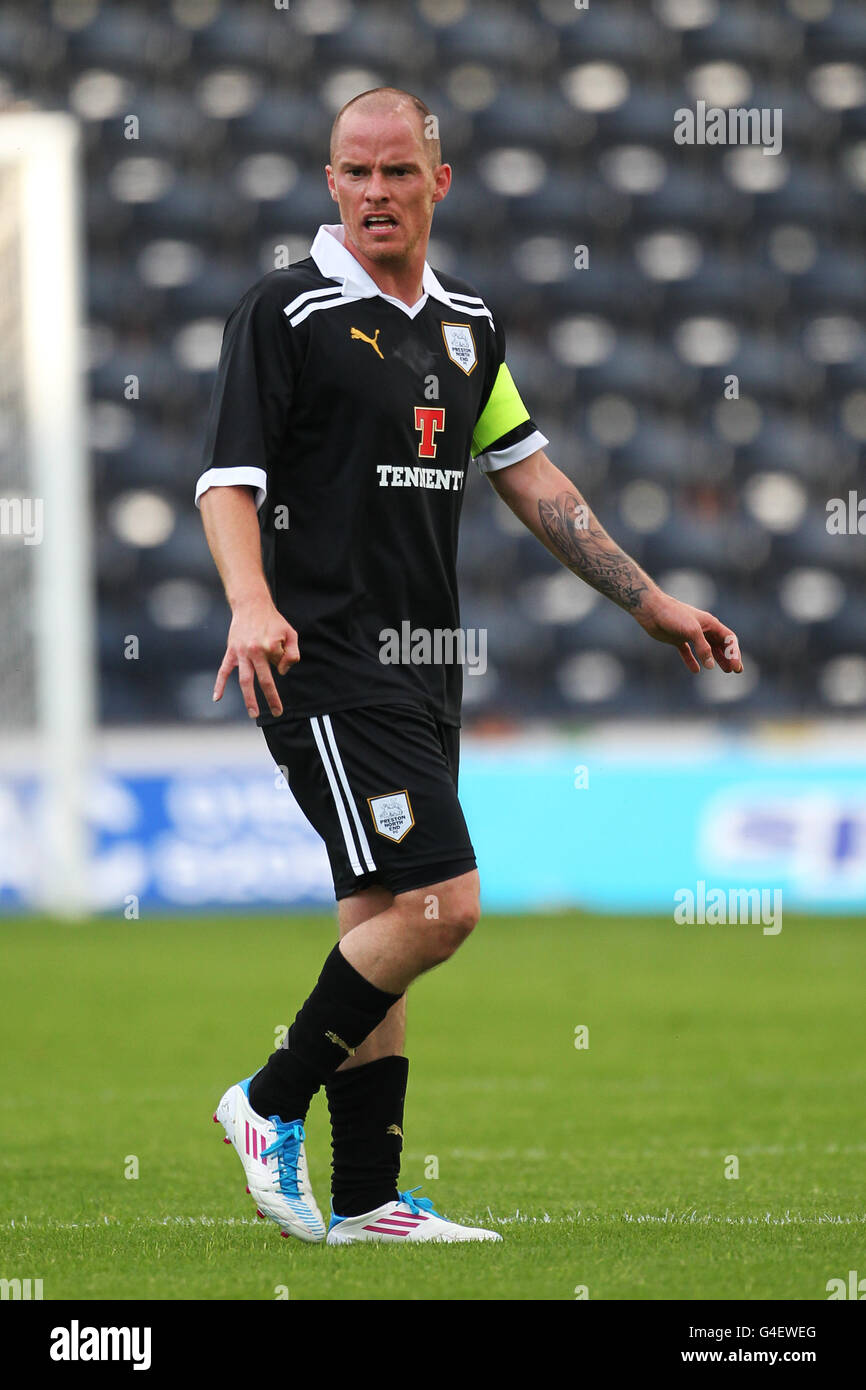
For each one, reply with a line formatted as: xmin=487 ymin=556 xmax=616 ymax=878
xmin=1 ymin=0 xmax=863 ymax=723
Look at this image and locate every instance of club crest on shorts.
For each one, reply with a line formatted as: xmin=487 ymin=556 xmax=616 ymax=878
xmin=441 ymin=322 xmax=477 ymax=375
xmin=367 ymin=790 xmax=415 ymax=842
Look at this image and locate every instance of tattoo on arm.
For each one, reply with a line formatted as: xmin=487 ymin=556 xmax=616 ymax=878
xmin=537 ymin=492 xmax=650 ymax=612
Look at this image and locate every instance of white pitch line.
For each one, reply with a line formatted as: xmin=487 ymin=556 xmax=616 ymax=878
xmin=479 ymin=1209 xmax=866 ymax=1227
xmin=402 ymin=1142 xmax=866 ymax=1163
xmin=6 ymin=1209 xmax=866 ymax=1233
xmin=4 ymin=1215 xmax=262 ymax=1230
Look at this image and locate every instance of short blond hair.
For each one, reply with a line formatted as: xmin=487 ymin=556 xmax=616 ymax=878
xmin=330 ymin=87 xmax=442 ymax=169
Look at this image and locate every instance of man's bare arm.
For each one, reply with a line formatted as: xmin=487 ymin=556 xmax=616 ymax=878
xmin=486 ymin=449 xmax=743 ymax=675
xmin=199 ymin=484 xmax=299 ymax=717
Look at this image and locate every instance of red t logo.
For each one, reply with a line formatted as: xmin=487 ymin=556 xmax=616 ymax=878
xmin=414 ymin=406 xmax=446 ymax=458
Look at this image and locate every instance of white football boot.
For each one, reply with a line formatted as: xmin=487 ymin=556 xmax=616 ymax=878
xmin=327 ymin=1186 xmax=502 ymax=1244
xmin=214 ymin=1076 xmax=325 ymax=1242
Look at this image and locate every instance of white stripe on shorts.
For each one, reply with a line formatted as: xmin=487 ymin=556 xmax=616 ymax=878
xmin=322 ymin=714 xmax=377 ymax=872
xmin=309 ymin=716 xmax=375 ymax=876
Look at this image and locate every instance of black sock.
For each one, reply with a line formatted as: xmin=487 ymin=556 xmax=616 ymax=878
xmin=248 ymin=946 xmax=402 ymax=1123
xmin=326 ymin=1055 xmax=409 ymax=1216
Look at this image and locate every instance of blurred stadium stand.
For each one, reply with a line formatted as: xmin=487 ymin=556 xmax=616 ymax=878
xmin=2 ymin=0 xmax=865 ymax=727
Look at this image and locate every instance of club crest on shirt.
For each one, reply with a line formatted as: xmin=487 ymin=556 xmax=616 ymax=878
xmin=367 ymin=790 xmax=415 ymax=842
xmin=441 ymin=322 xmax=477 ymax=375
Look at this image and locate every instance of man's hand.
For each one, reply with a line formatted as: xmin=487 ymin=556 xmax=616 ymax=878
xmin=198 ymin=485 xmax=298 ymax=716
xmin=487 ymin=456 xmax=745 ymax=678
xmin=633 ymin=589 xmax=744 ymax=675
xmin=213 ymin=595 xmax=300 ymax=718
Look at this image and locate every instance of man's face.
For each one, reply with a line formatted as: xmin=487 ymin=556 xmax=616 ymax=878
xmin=326 ymin=108 xmax=451 ymax=269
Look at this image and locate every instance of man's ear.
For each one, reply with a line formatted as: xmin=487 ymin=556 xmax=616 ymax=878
xmin=432 ymin=163 xmax=452 ymax=205
xmin=325 ymin=165 xmax=339 ymax=203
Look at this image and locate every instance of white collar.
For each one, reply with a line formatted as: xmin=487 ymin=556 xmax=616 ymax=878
xmin=309 ymin=223 xmax=454 ymax=320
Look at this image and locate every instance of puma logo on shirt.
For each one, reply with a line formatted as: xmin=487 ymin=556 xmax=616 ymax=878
xmin=351 ymin=326 xmax=384 ymax=359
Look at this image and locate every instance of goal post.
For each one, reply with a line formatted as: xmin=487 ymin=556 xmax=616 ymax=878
xmin=0 ymin=111 xmax=94 ymax=918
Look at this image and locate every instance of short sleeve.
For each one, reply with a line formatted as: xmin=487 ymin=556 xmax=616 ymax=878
xmin=195 ymin=280 xmax=299 ymax=511
xmin=471 ymin=312 xmax=548 ymax=473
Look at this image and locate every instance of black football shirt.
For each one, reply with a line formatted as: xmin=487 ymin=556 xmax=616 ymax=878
xmin=197 ymin=224 xmax=547 ymax=726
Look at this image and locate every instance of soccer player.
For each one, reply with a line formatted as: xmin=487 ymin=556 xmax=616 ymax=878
xmin=197 ymin=87 xmax=743 ymax=1245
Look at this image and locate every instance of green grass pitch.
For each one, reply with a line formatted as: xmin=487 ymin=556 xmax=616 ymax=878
xmin=1 ymin=912 xmax=863 ymax=1301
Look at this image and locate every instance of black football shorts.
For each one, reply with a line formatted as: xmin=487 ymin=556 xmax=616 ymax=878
xmin=262 ymin=702 xmax=477 ymax=900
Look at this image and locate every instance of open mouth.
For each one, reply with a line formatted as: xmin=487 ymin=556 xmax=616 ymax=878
xmin=364 ymin=214 xmax=398 ymax=230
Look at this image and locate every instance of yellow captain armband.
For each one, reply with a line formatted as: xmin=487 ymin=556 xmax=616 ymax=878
xmin=471 ymin=363 xmax=531 ymax=458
